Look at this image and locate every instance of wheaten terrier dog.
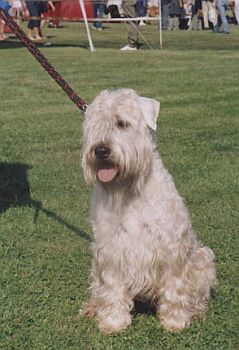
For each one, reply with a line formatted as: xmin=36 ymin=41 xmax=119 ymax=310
xmin=81 ymin=88 xmax=216 ymax=334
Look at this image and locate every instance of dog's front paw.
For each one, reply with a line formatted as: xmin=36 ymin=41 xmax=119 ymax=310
xmin=80 ymin=300 xmax=98 ymax=318
xmin=160 ymin=314 xmax=191 ymax=332
xmin=98 ymin=309 xmax=132 ymax=334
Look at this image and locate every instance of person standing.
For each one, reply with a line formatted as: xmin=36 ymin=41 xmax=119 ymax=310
xmin=12 ymin=0 xmax=22 ymax=26
xmin=39 ymin=1 xmax=55 ymax=38
xmin=25 ymin=0 xmax=44 ymax=41
xmin=188 ymin=0 xmax=202 ymax=30
xmin=0 ymin=18 xmax=7 ymax=41
xmin=234 ymin=0 xmax=239 ymax=24
xmin=136 ymin=0 xmax=147 ymax=26
xmin=121 ymin=0 xmax=139 ymax=50
xmin=215 ymin=0 xmax=230 ymax=33
xmin=169 ymin=0 xmax=182 ymax=30
xmin=201 ymin=0 xmax=210 ymax=28
xmin=0 ymin=0 xmax=11 ymax=40
xmin=161 ymin=0 xmax=170 ymax=30
xmin=92 ymin=0 xmax=105 ymax=31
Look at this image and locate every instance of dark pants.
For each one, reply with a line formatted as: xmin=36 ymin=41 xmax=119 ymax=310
xmin=92 ymin=1 xmax=105 ymax=29
xmin=26 ymin=1 xmax=41 ymax=29
xmin=161 ymin=4 xmax=169 ymax=29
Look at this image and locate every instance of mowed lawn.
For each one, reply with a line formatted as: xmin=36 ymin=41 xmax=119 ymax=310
xmin=0 ymin=22 xmax=238 ymax=349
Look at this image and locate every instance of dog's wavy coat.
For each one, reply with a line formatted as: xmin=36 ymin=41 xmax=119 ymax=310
xmin=81 ymin=89 xmax=216 ymax=334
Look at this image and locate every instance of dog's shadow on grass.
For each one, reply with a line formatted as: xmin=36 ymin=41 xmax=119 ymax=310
xmin=0 ymin=162 xmax=90 ymax=241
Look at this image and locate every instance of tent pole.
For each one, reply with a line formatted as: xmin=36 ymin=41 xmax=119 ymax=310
xmin=78 ymin=0 xmax=95 ymax=52
xmin=158 ymin=0 xmax=162 ymax=49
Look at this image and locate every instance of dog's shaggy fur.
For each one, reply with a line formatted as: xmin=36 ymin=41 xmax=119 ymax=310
xmin=81 ymin=88 xmax=216 ymax=334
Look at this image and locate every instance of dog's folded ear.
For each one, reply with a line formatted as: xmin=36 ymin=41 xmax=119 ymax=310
xmin=138 ymin=97 xmax=160 ymax=131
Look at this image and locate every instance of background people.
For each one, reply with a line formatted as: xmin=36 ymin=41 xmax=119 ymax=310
xmin=0 ymin=18 xmax=6 ymax=41
xmin=25 ymin=0 xmax=44 ymax=41
xmin=216 ymin=0 xmax=230 ymax=33
xmin=234 ymin=0 xmax=239 ymax=24
xmin=136 ymin=0 xmax=147 ymax=25
xmin=169 ymin=0 xmax=182 ymax=30
xmin=121 ymin=0 xmax=139 ymax=50
xmin=161 ymin=0 xmax=170 ymax=29
xmin=12 ymin=0 xmax=22 ymax=26
xmin=92 ymin=0 xmax=105 ymax=30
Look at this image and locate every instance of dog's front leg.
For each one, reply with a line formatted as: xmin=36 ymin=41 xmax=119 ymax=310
xmin=95 ymin=281 xmax=133 ymax=334
xmin=82 ymin=268 xmax=133 ymax=334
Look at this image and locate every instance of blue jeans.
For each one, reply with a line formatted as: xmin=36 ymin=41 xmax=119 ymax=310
xmin=136 ymin=0 xmax=147 ymax=17
xmin=161 ymin=4 xmax=169 ymax=29
xmin=216 ymin=0 xmax=229 ymax=33
xmin=93 ymin=2 xmax=105 ymax=29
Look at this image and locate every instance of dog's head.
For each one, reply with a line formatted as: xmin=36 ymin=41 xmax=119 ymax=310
xmin=82 ymin=89 xmax=160 ymax=185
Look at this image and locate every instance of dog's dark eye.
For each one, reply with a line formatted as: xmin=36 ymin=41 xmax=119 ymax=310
xmin=117 ymin=120 xmax=130 ymax=129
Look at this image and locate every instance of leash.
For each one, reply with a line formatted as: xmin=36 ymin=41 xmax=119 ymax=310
xmin=0 ymin=8 xmax=88 ymax=113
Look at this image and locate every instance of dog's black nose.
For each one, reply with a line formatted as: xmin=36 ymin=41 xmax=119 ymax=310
xmin=95 ymin=145 xmax=111 ymax=159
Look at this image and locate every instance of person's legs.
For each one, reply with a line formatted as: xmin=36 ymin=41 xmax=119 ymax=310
xmin=39 ymin=1 xmax=49 ymax=37
xmin=217 ymin=0 xmax=229 ymax=33
xmin=173 ymin=15 xmax=180 ymax=30
xmin=162 ymin=4 xmax=169 ymax=29
xmin=202 ymin=0 xmax=209 ymax=28
xmin=12 ymin=8 xmax=20 ymax=26
xmin=234 ymin=0 xmax=239 ymax=24
xmin=26 ymin=1 xmax=42 ymax=39
xmin=122 ymin=0 xmax=138 ymax=48
xmin=169 ymin=15 xmax=174 ymax=30
xmin=97 ymin=2 xmax=105 ymax=29
xmin=0 ymin=19 xmax=7 ymax=41
xmin=92 ymin=2 xmax=98 ymax=28
xmin=92 ymin=2 xmax=104 ymax=30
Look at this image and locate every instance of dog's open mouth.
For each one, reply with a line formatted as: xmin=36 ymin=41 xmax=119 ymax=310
xmin=97 ymin=164 xmax=118 ymax=183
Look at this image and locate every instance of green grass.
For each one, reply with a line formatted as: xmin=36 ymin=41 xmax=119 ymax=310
xmin=0 ymin=22 xmax=239 ymax=349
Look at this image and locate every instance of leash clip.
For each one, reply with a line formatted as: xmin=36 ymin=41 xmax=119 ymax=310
xmin=81 ymin=104 xmax=88 ymax=113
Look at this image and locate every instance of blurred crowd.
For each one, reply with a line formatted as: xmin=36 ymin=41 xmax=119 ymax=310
xmin=90 ymin=0 xmax=239 ymax=33
xmin=0 ymin=0 xmax=61 ymax=41
xmin=0 ymin=0 xmax=238 ymax=42
xmin=136 ymin=0 xmax=238 ymax=33
xmin=155 ymin=0 xmax=239 ymax=32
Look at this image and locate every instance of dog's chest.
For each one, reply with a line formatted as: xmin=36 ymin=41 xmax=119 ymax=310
xmin=92 ymin=207 xmax=161 ymax=291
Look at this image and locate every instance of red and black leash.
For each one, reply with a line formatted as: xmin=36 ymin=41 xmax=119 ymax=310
xmin=0 ymin=8 xmax=88 ymax=113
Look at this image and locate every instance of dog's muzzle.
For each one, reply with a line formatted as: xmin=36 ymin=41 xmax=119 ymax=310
xmin=93 ymin=145 xmax=118 ymax=183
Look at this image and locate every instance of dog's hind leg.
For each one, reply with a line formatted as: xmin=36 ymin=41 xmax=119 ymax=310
xmin=157 ymin=246 xmax=216 ymax=332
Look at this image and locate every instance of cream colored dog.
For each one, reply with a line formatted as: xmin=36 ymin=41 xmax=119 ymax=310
xmin=81 ymin=88 xmax=216 ymax=334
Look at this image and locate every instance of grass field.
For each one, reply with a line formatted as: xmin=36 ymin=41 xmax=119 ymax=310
xmin=0 ymin=21 xmax=239 ymax=349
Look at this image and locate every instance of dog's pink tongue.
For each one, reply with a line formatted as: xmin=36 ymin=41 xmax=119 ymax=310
xmin=98 ymin=167 xmax=117 ymax=183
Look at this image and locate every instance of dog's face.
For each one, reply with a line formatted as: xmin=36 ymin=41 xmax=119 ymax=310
xmin=82 ymin=89 xmax=160 ymax=185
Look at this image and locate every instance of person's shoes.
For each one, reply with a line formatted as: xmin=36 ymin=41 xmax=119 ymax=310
xmin=35 ymin=36 xmax=46 ymax=43
xmin=48 ymin=23 xmax=58 ymax=28
xmin=27 ymin=35 xmax=36 ymax=41
xmin=91 ymin=25 xmax=103 ymax=31
xmin=120 ymin=45 xmax=137 ymax=51
xmin=223 ymin=31 xmax=230 ymax=34
xmin=139 ymin=20 xmax=146 ymax=26
xmin=39 ymin=30 xmax=47 ymax=40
